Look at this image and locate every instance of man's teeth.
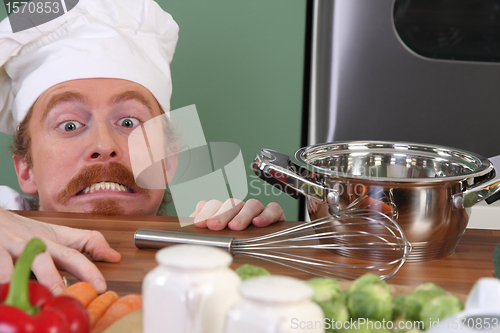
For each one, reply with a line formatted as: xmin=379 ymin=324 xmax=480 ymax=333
xmin=83 ymin=182 xmax=129 ymax=194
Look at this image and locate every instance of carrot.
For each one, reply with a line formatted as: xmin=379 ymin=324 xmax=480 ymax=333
xmin=86 ymin=290 xmax=120 ymax=328
xmin=61 ymin=281 xmax=98 ymax=308
xmin=92 ymin=294 xmax=142 ymax=333
xmin=360 ymin=196 xmax=394 ymax=214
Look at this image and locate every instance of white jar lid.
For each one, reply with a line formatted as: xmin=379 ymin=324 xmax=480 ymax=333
xmin=156 ymin=244 xmax=232 ymax=270
xmin=239 ymin=275 xmax=313 ymax=304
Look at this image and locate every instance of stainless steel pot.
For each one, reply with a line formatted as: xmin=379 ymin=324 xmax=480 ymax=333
xmin=253 ymin=141 xmax=500 ymax=261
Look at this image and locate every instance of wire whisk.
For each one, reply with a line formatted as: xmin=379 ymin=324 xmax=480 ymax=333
xmin=135 ymin=209 xmax=411 ymax=281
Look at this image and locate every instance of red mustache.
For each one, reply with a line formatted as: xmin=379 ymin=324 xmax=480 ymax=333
xmin=55 ymin=162 xmax=149 ymax=204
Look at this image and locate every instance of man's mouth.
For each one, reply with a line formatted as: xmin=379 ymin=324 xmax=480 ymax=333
xmin=55 ymin=163 xmax=150 ymax=204
xmin=77 ymin=181 xmax=134 ymax=195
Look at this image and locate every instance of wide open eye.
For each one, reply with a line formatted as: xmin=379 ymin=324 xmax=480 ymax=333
xmin=58 ymin=121 xmax=83 ymax=132
xmin=118 ymin=117 xmax=140 ymax=128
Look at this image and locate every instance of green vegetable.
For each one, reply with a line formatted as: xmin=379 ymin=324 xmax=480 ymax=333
xmin=493 ymin=243 xmax=500 ymax=279
xmin=319 ymin=299 xmax=350 ymax=332
xmin=342 ymin=289 xmax=350 ymax=304
xmin=4 ymin=238 xmax=47 ymax=315
xmin=392 ymin=295 xmax=407 ymax=318
xmin=348 ymin=283 xmax=393 ymax=322
xmin=405 ymin=283 xmax=446 ymax=322
xmin=307 ymin=277 xmax=343 ymax=303
xmin=345 ymin=273 xmax=393 ymax=322
xmin=235 ymin=264 xmax=270 ymax=280
xmin=420 ymin=295 xmax=464 ymax=330
xmin=349 ymin=274 xmax=392 ymax=295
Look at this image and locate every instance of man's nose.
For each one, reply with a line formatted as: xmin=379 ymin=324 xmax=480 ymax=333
xmin=88 ymin=124 xmax=122 ymax=162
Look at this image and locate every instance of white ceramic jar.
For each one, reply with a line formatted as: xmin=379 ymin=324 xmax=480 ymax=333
xmin=143 ymin=244 xmax=241 ymax=333
xmin=224 ymin=275 xmax=325 ymax=333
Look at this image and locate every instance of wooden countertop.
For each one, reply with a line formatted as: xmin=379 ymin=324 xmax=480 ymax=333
xmin=14 ymin=211 xmax=500 ymax=297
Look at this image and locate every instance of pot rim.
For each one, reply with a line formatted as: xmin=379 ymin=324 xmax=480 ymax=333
xmin=291 ymin=141 xmax=495 ymax=183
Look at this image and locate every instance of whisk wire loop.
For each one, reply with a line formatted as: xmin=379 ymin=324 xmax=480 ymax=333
xmin=134 ymin=205 xmax=412 ymax=281
xmin=230 ymin=209 xmax=411 ymax=281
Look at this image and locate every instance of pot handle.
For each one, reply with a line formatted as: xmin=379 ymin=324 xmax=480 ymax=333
xmin=453 ymin=177 xmax=500 ymax=208
xmin=253 ymin=149 xmax=328 ymax=203
xmin=453 ymin=155 xmax=500 ymax=208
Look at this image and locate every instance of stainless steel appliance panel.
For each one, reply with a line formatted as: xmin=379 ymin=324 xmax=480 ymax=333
xmin=308 ymin=0 xmax=500 ymax=158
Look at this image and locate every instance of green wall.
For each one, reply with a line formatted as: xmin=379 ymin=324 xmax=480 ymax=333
xmin=0 ymin=3 xmax=19 ymax=192
xmin=0 ymin=0 xmax=306 ymax=221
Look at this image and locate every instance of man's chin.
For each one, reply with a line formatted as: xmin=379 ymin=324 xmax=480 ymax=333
xmin=89 ymin=199 xmax=152 ymax=216
xmin=89 ymin=198 xmax=125 ymax=216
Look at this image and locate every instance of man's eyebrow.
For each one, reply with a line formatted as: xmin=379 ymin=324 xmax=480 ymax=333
xmin=110 ymin=90 xmax=155 ymax=117
xmin=42 ymin=91 xmax=89 ymax=122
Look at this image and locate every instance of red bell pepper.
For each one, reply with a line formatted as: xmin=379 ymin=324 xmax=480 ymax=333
xmin=0 ymin=238 xmax=90 ymax=333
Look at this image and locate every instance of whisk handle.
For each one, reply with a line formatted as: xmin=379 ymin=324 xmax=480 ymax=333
xmin=134 ymin=229 xmax=236 ymax=253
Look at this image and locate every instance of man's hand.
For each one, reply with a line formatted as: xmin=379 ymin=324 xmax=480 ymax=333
xmin=0 ymin=208 xmax=120 ymax=294
xmin=190 ymin=199 xmax=285 ymax=231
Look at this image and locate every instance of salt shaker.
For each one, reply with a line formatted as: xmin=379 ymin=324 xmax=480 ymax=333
xmin=224 ymin=275 xmax=325 ymax=333
xmin=143 ymin=244 xmax=241 ymax=333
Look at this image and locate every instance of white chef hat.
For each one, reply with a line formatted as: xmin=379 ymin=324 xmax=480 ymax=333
xmin=0 ymin=0 xmax=179 ymax=135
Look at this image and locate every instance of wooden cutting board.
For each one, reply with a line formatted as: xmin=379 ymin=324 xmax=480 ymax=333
xmin=104 ymin=309 xmax=143 ymax=333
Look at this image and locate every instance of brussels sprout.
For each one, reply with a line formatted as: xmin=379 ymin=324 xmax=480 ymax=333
xmin=307 ymin=277 xmax=343 ymax=303
xmin=344 ymin=273 xmax=392 ymax=308
xmin=392 ymin=294 xmax=407 ymax=318
xmin=319 ymin=299 xmax=350 ymax=332
xmin=234 ymin=264 xmax=270 ymax=280
xmin=349 ymin=274 xmax=392 ymax=296
xmin=342 ymin=288 xmax=350 ymax=304
xmin=414 ymin=282 xmax=446 ymax=294
xmin=338 ymin=319 xmax=391 ymax=333
xmin=348 ymin=283 xmax=393 ymax=322
xmin=420 ymin=295 xmax=464 ymax=329
xmin=405 ymin=283 xmax=446 ymax=322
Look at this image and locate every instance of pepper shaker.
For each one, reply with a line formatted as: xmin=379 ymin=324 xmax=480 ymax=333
xmin=143 ymin=244 xmax=241 ymax=333
xmin=224 ymin=275 xmax=325 ymax=333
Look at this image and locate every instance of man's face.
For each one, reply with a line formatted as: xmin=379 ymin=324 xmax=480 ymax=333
xmin=14 ymin=78 xmax=170 ymax=215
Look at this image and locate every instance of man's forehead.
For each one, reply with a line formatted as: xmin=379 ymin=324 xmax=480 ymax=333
xmin=34 ymin=78 xmax=162 ymax=120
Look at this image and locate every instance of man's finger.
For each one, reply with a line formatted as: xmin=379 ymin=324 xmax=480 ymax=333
xmin=227 ymin=199 xmax=265 ymax=231
xmin=31 ymin=251 xmax=65 ymax=294
xmin=206 ymin=199 xmax=244 ymax=231
xmin=48 ymin=242 xmax=108 ymax=293
xmin=251 ymin=202 xmax=286 ymax=227
xmin=0 ymin=247 xmax=14 ymax=284
xmin=190 ymin=201 xmax=206 ymax=218
xmin=52 ymin=225 xmax=121 ymax=263
xmin=193 ymin=200 xmax=223 ymax=228
xmin=82 ymin=230 xmax=121 ymax=263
